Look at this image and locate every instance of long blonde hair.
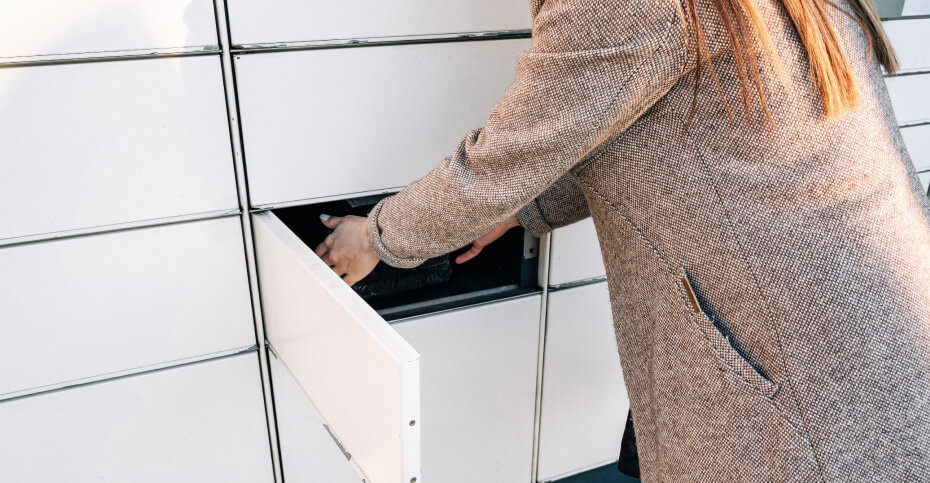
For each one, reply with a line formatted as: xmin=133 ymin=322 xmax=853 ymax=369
xmin=682 ymin=0 xmax=898 ymax=126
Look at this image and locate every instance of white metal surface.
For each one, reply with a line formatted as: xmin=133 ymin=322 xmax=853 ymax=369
xmin=548 ymin=219 xmax=606 ymax=287
xmin=269 ymin=353 xmax=362 ymax=483
xmin=0 ymin=353 xmax=273 ymax=483
xmin=885 ymin=18 xmax=930 ymax=73
xmin=252 ymin=211 xmax=420 ymax=483
xmin=537 ymin=282 xmax=629 ymax=482
xmin=920 ymin=171 xmax=930 ymax=192
xmin=235 ymin=38 xmax=531 ymax=207
xmin=886 ymin=73 xmax=930 ymax=125
xmin=0 ymin=217 xmax=255 ymax=399
xmin=902 ymin=124 xmax=930 ymax=172
xmin=393 ymin=295 xmax=541 ymax=483
xmin=0 ymin=56 xmax=238 ymax=242
xmin=226 ymin=0 xmax=528 ymax=46
xmin=0 ymin=0 xmax=218 ymax=61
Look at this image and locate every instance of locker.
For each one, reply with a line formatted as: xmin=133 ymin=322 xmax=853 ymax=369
xmin=902 ymin=124 xmax=930 ymax=172
xmin=0 ymin=217 xmax=256 ymax=399
xmin=0 ymin=353 xmax=274 ymax=483
xmin=226 ymin=0 xmax=529 ymax=47
xmin=252 ymin=194 xmax=540 ymax=483
xmin=393 ymin=295 xmax=541 ymax=483
xmin=537 ymin=281 xmax=629 ymax=482
xmin=886 ymin=73 xmax=930 ymax=125
xmin=548 ymin=219 xmax=606 ymax=287
xmin=235 ymin=38 xmax=531 ymax=208
xmin=876 ymin=0 xmax=930 ymax=18
xmin=269 ymin=354 xmax=361 ymax=483
xmin=0 ymin=0 xmax=218 ymax=62
xmin=0 ymin=56 xmax=238 ymax=242
xmin=884 ymin=18 xmax=930 ymax=73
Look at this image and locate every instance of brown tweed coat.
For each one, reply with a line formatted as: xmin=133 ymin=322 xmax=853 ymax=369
xmin=365 ymin=0 xmax=930 ymax=480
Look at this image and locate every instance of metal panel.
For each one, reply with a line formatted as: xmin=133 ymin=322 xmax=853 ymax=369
xmin=537 ymin=282 xmax=629 ymax=482
xmin=0 ymin=0 xmax=218 ymax=61
xmin=393 ymin=295 xmax=541 ymax=483
xmin=886 ymin=73 xmax=930 ymax=125
xmin=876 ymin=0 xmax=930 ymax=19
xmin=269 ymin=354 xmax=361 ymax=483
xmin=0 ymin=56 xmax=238 ymax=242
xmin=226 ymin=0 xmax=529 ymax=46
xmin=920 ymin=171 xmax=930 ymax=193
xmin=885 ymin=18 xmax=930 ymax=73
xmin=235 ymin=38 xmax=531 ymax=207
xmin=548 ymin=219 xmax=606 ymax=287
xmin=0 ymin=217 xmax=255 ymax=399
xmin=0 ymin=353 xmax=273 ymax=483
xmin=902 ymin=124 xmax=930 ymax=172
xmin=252 ymin=211 xmax=420 ymax=483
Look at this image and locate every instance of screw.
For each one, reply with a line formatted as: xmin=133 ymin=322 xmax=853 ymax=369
xmin=409 ymin=420 xmax=416 ymax=426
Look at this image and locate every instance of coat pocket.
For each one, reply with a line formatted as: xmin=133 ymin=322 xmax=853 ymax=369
xmin=677 ymin=266 xmax=780 ymax=399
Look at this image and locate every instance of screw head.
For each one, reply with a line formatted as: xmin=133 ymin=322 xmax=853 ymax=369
xmin=409 ymin=420 xmax=416 ymax=426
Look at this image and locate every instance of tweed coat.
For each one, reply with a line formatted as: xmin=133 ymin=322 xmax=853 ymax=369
xmin=365 ymin=0 xmax=930 ymax=480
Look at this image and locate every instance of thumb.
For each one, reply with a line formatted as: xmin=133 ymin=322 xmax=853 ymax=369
xmin=319 ymin=214 xmax=343 ymax=229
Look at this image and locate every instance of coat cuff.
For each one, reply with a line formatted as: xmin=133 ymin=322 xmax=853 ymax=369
xmin=515 ymin=199 xmax=553 ymax=238
xmin=366 ymin=197 xmax=428 ymax=269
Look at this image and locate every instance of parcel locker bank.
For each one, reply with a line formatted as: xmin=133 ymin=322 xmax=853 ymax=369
xmin=1 ymin=0 xmax=928 ymax=482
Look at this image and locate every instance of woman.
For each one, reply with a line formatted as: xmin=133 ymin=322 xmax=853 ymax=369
xmin=314 ymin=0 xmax=930 ymax=479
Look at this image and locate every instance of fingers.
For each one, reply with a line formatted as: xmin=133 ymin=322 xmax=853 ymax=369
xmin=319 ymin=213 xmax=344 ymax=229
xmin=455 ymin=244 xmax=483 ymax=264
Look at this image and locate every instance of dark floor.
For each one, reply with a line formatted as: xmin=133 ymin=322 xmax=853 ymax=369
xmin=551 ymin=463 xmax=641 ymax=483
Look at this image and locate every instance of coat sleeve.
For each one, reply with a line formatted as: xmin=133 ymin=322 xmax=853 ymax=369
xmin=515 ymin=173 xmax=590 ymax=237
xmin=366 ymin=0 xmax=691 ymax=268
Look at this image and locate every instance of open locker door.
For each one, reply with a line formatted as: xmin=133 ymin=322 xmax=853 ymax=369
xmin=252 ymin=211 xmax=420 ymax=483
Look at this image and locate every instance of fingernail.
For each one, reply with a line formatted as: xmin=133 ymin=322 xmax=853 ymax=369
xmin=319 ymin=214 xmax=330 ymax=221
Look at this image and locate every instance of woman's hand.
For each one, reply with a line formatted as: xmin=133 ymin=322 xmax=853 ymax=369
xmin=455 ymin=215 xmax=521 ymax=264
xmin=314 ymin=214 xmax=381 ymax=286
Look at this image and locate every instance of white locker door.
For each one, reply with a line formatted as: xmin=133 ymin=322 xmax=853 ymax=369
xmin=537 ymin=281 xmax=629 ymax=482
xmin=0 ymin=56 xmax=238 ymax=242
xmin=226 ymin=0 xmax=529 ymax=47
xmin=393 ymin=295 xmax=541 ymax=483
xmin=0 ymin=353 xmax=273 ymax=483
xmin=902 ymin=124 xmax=930 ymax=173
xmin=235 ymin=38 xmax=531 ymax=207
xmin=0 ymin=0 xmax=218 ymax=61
xmin=0 ymin=217 xmax=255 ymax=399
xmin=886 ymin=73 xmax=930 ymax=125
xmin=253 ymin=211 xmax=420 ymax=483
xmin=269 ymin=353 xmax=362 ymax=483
xmin=548 ymin=219 xmax=606 ymax=287
xmin=885 ymin=18 xmax=930 ymax=73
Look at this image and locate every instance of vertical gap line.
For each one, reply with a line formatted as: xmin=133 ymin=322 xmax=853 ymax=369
xmin=212 ymin=1 xmax=284 ymax=481
xmin=530 ymin=232 xmax=553 ymax=482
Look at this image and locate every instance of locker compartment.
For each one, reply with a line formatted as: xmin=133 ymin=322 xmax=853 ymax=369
xmin=885 ymin=18 xmax=930 ymax=73
xmin=0 ymin=56 xmax=237 ymax=242
xmin=0 ymin=0 xmax=218 ymax=62
xmin=392 ymin=295 xmax=541 ymax=483
xmin=253 ymin=210 xmax=421 ymax=483
xmin=0 ymin=217 xmax=256 ymax=399
xmin=902 ymin=124 xmax=930 ymax=172
xmin=0 ymin=353 xmax=274 ymax=483
xmin=537 ymin=282 xmax=629 ymax=482
xmin=269 ymin=353 xmax=360 ymax=483
xmin=235 ymin=38 xmax=531 ymax=207
xmin=876 ymin=0 xmax=930 ymax=19
xmin=886 ymin=73 xmax=930 ymax=125
xmin=548 ymin=219 xmax=606 ymax=287
xmin=226 ymin=0 xmax=529 ymax=47
xmin=272 ymin=193 xmax=539 ymax=320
